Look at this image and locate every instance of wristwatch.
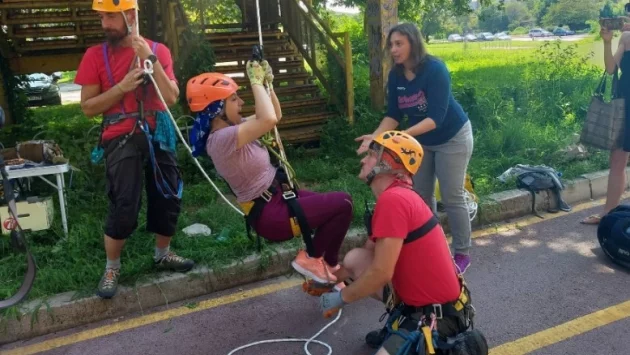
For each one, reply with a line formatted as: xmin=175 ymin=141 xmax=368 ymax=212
xmin=147 ymin=54 xmax=158 ymax=64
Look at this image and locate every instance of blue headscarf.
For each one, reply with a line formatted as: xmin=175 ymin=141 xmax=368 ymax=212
xmin=189 ymin=100 xmax=225 ymax=157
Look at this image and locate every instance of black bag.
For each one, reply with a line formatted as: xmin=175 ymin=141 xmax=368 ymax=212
xmin=597 ymin=204 xmax=630 ymax=270
xmin=516 ymin=171 xmax=571 ymax=218
xmin=442 ymin=329 xmax=489 ymax=355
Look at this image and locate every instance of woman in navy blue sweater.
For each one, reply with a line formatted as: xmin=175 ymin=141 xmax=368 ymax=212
xmin=356 ymin=23 xmax=474 ymax=273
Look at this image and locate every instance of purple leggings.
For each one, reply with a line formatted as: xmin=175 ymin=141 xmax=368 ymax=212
xmin=253 ymin=187 xmax=353 ymax=266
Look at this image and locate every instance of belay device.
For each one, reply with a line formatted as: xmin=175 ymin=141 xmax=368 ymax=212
xmin=0 ymin=153 xmax=37 ymax=309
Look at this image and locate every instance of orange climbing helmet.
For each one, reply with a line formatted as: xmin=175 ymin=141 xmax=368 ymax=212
xmin=92 ymin=0 xmax=138 ymax=12
xmin=186 ymin=73 xmax=239 ymax=112
xmin=370 ymin=130 xmax=423 ymax=176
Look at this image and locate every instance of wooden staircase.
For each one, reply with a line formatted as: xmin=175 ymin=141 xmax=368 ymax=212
xmin=0 ymin=0 xmax=188 ymax=74
xmin=206 ymin=28 xmax=338 ymax=145
xmin=0 ymin=0 xmax=350 ymax=144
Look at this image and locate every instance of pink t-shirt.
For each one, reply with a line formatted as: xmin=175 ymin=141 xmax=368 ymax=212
xmin=206 ymin=125 xmax=276 ymax=203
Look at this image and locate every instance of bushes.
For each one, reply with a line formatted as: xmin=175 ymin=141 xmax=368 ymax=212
xmin=510 ymin=26 xmax=529 ymax=35
xmin=174 ymin=27 xmax=217 ymax=114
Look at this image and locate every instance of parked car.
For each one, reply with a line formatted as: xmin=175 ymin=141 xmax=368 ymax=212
xmin=464 ymin=34 xmax=478 ymax=41
xmin=448 ymin=34 xmax=463 ymax=42
xmin=495 ymin=31 xmax=512 ymax=40
xmin=20 ymin=72 xmax=62 ymax=107
xmin=528 ymin=28 xmax=552 ymax=38
xmin=477 ymin=32 xmax=495 ymax=41
xmin=552 ymin=28 xmax=575 ymax=36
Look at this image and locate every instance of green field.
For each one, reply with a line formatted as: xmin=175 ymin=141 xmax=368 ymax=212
xmin=0 ymin=34 xmax=614 ymax=315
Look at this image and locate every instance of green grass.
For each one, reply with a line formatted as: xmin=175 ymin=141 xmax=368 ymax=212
xmin=58 ymin=71 xmax=77 ymax=84
xmin=0 ymin=35 xmax=614 ymax=315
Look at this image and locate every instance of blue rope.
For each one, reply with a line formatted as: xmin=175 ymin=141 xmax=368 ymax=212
xmin=102 ymin=41 xmax=181 ymax=200
xmin=140 ymin=121 xmax=183 ymax=200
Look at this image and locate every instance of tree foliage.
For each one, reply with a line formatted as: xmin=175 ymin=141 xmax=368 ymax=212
xmin=542 ymin=0 xmax=601 ymax=30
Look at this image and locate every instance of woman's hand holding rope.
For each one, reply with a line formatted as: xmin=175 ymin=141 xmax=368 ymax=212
xmin=251 ymin=60 xmax=298 ymax=188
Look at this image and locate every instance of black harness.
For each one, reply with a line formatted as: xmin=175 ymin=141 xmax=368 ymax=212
xmin=363 ymin=184 xmax=439 ymax=246
xmin=240 ymin=167 xmax=314 ymax=255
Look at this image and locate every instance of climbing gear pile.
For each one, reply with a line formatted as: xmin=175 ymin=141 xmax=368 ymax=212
xmin=435 ymin=174 xmax=478 ymax=223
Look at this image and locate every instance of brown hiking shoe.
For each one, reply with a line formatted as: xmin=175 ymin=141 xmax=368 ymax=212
xmin=154 ymin=251 xmax=195 ymax=272
xmin=97 ymin=267 xmax=120 ymax=299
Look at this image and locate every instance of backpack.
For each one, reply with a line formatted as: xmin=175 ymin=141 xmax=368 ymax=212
xmin=598 ymin=204 xmax=630 ymax=270
xmin=514 ymin=167 xmax=571 ymax=218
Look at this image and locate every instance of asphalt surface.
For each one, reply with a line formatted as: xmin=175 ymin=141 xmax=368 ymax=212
xmin=59 ymin=83 xmax=81 ymax=104
xmin=2 ymin=200 xmax=630 ymax=355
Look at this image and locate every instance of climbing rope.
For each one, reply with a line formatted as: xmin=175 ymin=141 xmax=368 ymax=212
xmin=123 ymin=6 xmax=341 ymax=354
xmin=227 ymin=1 xmax=342 ymax=353
xmin=252 ymin=0 xmax=297 ymax=190
xmin=120 ymin=10 xmax=244 ymax=216
xmin=227 ymin=308 xmax=342 ymax=355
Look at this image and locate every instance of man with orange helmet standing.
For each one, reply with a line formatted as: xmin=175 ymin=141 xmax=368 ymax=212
xmin=75 ymin=0 xmax=194 ymax=299
xmin=319 ymin=131 xmax=485 ymax=354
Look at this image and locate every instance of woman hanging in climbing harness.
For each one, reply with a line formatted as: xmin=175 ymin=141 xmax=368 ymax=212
xmin=186 ymin=61 xmax=353 ymax=287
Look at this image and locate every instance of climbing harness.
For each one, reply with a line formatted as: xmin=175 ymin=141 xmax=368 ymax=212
xmin=379 ymin=275 xmax=479 ymax=355
xmin=100 ymin=41 xmax=183 ymax=200
xmin=0 ymin=154 xmax=37 ymax=310
xmin=239 ymin=165 xmax=315 ymax=256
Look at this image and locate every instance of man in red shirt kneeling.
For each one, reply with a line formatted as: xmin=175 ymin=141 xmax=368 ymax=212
xmin=319 ymin=131 xmax=487 ymax=355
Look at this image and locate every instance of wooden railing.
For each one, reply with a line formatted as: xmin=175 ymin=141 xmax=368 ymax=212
xmin=278 ymin=0 xmax=354 ymax=124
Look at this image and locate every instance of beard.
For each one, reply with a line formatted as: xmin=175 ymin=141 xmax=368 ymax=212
xmin=104 ymin=28 xmax=128 ymax=46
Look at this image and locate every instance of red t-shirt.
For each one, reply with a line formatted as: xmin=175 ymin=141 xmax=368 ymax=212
xmin=370 ymin=181 xmax=461 ymax=307
xmin=74 ymin=39 xmax=177 ymax=142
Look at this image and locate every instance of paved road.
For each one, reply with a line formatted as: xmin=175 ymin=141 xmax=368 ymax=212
xmin=3 ymin=198 xmax=630 ymax=355
xmin=511 ymin=34 xmax=590 ymax=42
xmin=59 ymin=83 xmax=81 ymax=105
